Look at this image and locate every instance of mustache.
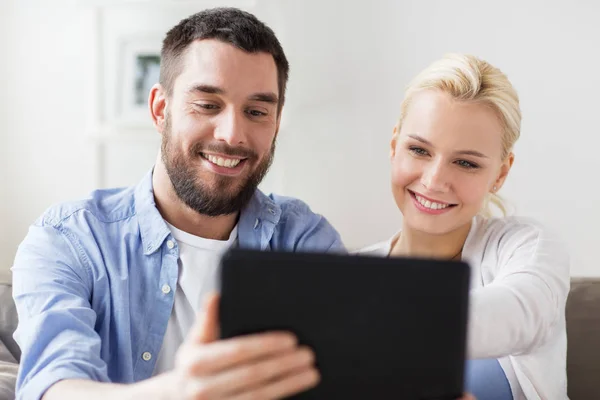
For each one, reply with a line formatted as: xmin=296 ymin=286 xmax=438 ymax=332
xmin=190 ymin=142 xmax=258 ymax=159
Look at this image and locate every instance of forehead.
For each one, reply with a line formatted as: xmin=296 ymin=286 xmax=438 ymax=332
xmin=401 ymin=90 xmax=504 ymax=156
xmin=174 ymin=39 xmax=279 ymax=97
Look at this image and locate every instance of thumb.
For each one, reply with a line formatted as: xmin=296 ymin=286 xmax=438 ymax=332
xmin=192 ymin=292 xmax=220 ymax=344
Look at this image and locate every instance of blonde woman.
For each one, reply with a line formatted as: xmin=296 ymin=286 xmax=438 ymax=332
xmin=361 ymin=55 xmax=570 ymax=399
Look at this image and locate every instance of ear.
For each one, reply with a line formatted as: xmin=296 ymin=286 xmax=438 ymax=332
xmin=491 ymin=152 xmax=515 ymax=192
xmin=390 ymin=125 xmax=399 ymax=160
xmin=149 ymin=83 xmax=168 ymax=134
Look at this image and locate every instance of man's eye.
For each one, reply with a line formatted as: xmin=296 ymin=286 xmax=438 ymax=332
xmin=246 ymin=109 xmax=267 ymax=117
xmin=195 ymin=103 xmax=219 ymax=110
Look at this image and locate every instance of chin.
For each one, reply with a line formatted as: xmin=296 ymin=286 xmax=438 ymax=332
xmin=402 ymin=211 xmax=462 ymax=236
xmin=410 ymin=221 xmax=455 ymax=236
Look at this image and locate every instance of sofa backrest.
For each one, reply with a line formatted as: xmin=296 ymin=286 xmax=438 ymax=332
xmin=566 ymin=278 xmax=600 ymax=400
xmin=0 ymin=283 xmax=19 ymax=362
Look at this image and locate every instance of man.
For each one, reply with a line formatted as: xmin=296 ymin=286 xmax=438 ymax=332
xmin=12 ymin=8 xmax=342 ymax=400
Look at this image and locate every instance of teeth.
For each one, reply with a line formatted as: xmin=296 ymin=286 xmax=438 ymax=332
xmin=416 ymin=195 xmax=450 ymax=210
xmin=204 ymin=154 xmax=241 ymax=168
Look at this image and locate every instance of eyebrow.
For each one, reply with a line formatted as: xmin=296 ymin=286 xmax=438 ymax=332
xmin=188 ymin=84 xmax=224 ymax=95
xmin=249 ymin=92 xmax=279 ymax=105
xmin=407 ymin=134 xmax=489 ymax=158
xmin=187 ymin=85 xmax=278 ymax=105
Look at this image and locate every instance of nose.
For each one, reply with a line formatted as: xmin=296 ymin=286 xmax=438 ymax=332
xmin=421 ymin=160 xmax=450 ymax=192
xmin=213 ymin=108 xmax=247 ymax=145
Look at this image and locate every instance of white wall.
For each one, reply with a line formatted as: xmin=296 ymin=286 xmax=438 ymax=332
xmin=0 ymin=4 xmax=11 ymax=283
xmin=0 ymin=2 xmax=97 ymax=281
xmin=1 ymin=0 xmax=599 ymax=276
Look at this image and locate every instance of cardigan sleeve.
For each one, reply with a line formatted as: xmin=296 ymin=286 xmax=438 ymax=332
xmin=467 ymin=220 xmax=570 ymax=359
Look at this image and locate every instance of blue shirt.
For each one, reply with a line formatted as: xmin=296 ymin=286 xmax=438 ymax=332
xmin=11 ymin=170 xmax=343 ymax=400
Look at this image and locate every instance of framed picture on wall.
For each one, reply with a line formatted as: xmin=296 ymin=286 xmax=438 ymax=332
xmin=117 ymin=34 xmax=163 ymax=127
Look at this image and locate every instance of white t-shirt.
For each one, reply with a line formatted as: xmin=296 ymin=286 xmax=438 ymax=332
xmin=359 ymin=215 xmax=570 ymax=400
xmin=153 ymin=223 xmax=238 ymax=375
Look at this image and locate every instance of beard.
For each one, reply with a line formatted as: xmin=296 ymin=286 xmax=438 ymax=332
xmin=160 ymin=113 xmax=275 ymax=217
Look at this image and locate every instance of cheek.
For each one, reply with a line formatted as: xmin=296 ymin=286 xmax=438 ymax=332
xmin=173 ymin=117 xmax=216 ymax=152
xmin=251 ymin=126 xmax=277 ymax=155
xmin=167 ymin=109 xmax=190 ymax=135
xmin=180 ymin=115 xmax=200 ymax=132
xmin=454 ymin=176 xmax=491 ymax=206
xmin=257 ymin=134 xmax=275 ymax=154
xmin=391 ymin=156 xmax=420 ymax=189
xmin=390 ymin=157 xmax=420 ymax=212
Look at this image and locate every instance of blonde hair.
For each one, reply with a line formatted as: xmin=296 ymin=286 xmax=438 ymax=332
xmin=398 ymin=54 xmax=521 ymax=217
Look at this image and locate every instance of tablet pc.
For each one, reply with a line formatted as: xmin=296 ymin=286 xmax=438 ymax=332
xmin=219 ymin=249 xmax=470 ymax=399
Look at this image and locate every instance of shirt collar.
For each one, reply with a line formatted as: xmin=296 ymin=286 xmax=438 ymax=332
xmin=237 ymin=188 xmax=282 ymax=249
xmin=134 ymin=169 xmax=282 ymax=254
xmin=134 ymin=169 xmax=172 ymax=255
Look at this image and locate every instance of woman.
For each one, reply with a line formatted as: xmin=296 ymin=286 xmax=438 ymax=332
xmin=361 ymin=54 xmax=570 ymax=399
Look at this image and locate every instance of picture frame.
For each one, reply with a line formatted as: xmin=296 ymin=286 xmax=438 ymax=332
xmin=116 ymin=34 xmax=163 ymax=127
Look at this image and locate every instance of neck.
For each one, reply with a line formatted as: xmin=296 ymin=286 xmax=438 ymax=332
xmin=152 ymin=159 xmax=238 ymax=240
xmin=390 ymin=220 xmax=472 ymax=260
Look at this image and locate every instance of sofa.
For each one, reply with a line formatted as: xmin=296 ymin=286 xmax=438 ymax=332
xmin=1 ymin=278 xmax=599 ymax=399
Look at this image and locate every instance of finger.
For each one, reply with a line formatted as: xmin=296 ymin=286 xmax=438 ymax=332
xmin=187 ymin=331 xmax=298 ymax=375
xmin=198 ymin=292 xmax=220 ymax=344
xmin=227 ymin=368 xmax=320 ymax=400
xmin=187 ymin=292 xmax=220 ymax=345
xmin=192 ymin=346 xmax=315 ymax=396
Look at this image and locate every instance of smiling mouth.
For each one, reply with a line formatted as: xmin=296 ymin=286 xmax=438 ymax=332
xmin=408 ymin=190 xmax=458 ymax=211
xmin=200 ymin=153 xmax=247 ymax=169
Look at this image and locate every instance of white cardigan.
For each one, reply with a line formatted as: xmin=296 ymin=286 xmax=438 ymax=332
xmin=359 ymin=215 xmax=570 ymax=400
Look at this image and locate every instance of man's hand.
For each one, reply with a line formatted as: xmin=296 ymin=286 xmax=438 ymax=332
xmin=172 ymin=293 xmax=320 ymax=400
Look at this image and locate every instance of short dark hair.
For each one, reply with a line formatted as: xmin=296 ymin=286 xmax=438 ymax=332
xmin=160 ymin=7 xmax=289 ymax=113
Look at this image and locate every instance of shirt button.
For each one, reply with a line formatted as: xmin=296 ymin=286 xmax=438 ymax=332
xmin=166 ymin=240 xmax=175 ymax=249
xmin=161 ymin=284 xmax=171 ymax=294
xmin=142 ymin=351 xmax=152 ymax=361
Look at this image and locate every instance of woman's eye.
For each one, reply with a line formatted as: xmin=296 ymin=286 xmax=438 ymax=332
xmin=456 ymin=159 xmax=479 ymax=169
xmin=409 ymin=146 xmax=429 ymax=156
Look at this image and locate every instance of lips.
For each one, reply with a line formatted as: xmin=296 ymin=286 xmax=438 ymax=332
xmin=408 ymin=189 xmax=458 ymax=212
xmin=201 ymin=153 xmax=245 ymax=169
